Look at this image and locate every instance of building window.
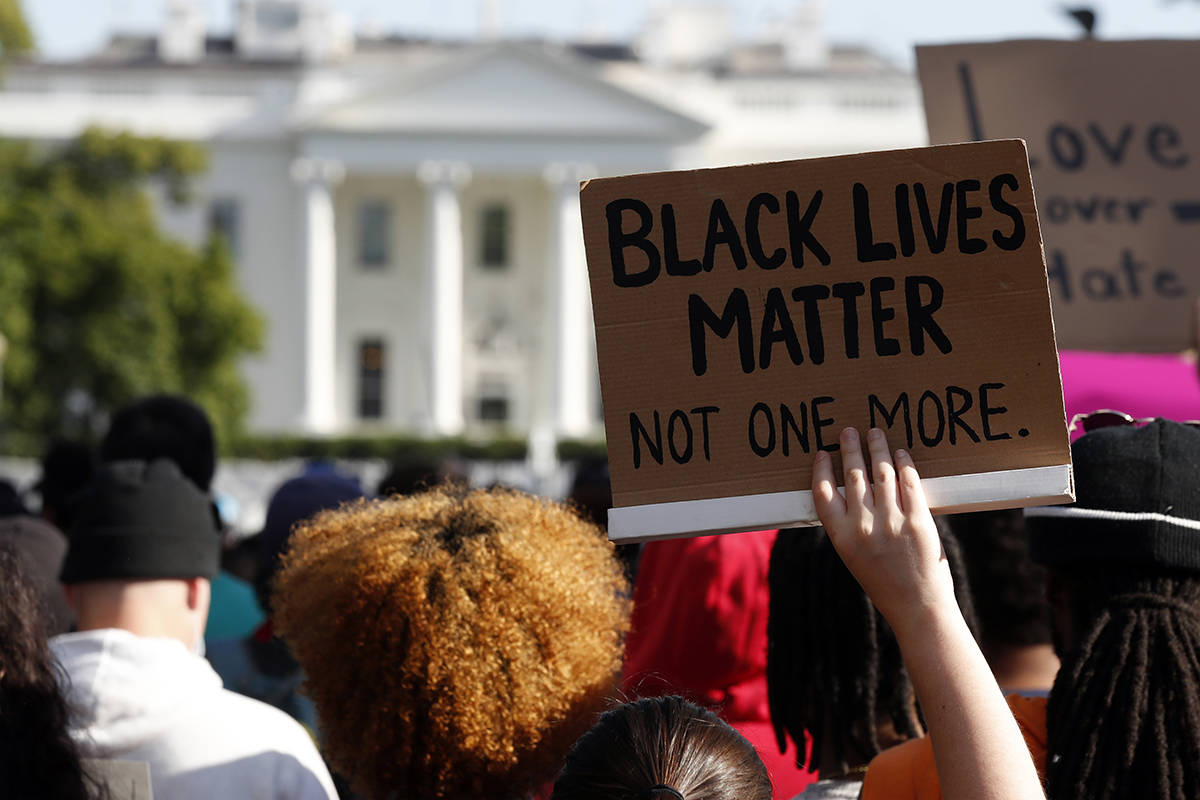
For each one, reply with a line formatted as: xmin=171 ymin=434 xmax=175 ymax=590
xmin=477 ymin=380 xmax=510 ymax=423
xmin=208 ymin=197 xmax=240 ymax=260
xmin=256 ymin=2 xmax=300 ymax=32
xmin=358 ymin=200 xmax=391 ymax=268
xmin=479 ymin=203 xmax=510 ymax=269
xmin=358 ymin=339 xmax=385 ymax=420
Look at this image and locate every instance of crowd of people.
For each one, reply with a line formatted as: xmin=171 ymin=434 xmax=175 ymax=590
xmin=1 ymin=393 xmax=1198 ymax=800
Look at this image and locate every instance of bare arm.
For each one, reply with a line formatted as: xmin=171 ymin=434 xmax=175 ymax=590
xmin=811 ymin=427 xmax=1044 ymax=800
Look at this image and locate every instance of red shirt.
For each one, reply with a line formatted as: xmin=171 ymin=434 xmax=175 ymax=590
xmin=623 ymin=530 xmax=818 ymax=798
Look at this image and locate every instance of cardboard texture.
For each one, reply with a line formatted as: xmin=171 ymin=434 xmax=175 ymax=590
xmin=918 ymin=40 xmax=1200 ymax=352
xmin=581 ymin=140 xmax=1073 ymax=541
xmin=83 ymin=760 xmax=154 ymax=800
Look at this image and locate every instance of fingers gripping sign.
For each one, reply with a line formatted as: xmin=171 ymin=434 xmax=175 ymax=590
xmin=814 ymin=427 xmax=1047 ymax=800
xmin=812 ymin=427 xmax=957 ymax=640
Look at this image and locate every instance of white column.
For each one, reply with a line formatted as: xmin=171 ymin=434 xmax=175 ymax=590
xmin=291 ymin=157 xmax=344 ymax=434
xmin=545 ymin=162 xmax=597 ymax=438
xmin=417 ymin=160 xmax=471 ymax=436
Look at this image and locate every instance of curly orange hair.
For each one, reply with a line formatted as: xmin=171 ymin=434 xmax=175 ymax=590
xmin=273 ymin=486 xmax=631 ymax=800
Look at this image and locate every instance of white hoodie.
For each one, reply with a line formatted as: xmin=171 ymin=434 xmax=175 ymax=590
xmin=51 ymin=629 xmax=338 ymax=800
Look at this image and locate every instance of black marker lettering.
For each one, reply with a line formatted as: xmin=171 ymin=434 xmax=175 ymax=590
xmin=955 ymin=179 xmax=986 ymax=255
xmin=606 ymin=198 xmax=659 ymax=288
xmin=904 ymin=276 xmax=952 ymax=356
xmin=662 ymin=203 xmax=701 ymax=276
xmin=785 ymin=190 xmax=831 ymax=268
xmin=988 ymin=173 xmax=1026 ymax=251
xmin=853 ymin=183 xmax=897 ymax=262
xmin=702 ymin=198 xmax=748 ymax=272
xmin=688 ymin=290 xmax=755 ymax=376
xmin=746 ymin=192 xmax=786 ymax=269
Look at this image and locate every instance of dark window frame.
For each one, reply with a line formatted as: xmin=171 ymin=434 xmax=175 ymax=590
xmin=208 ymin=197 xmax=241 ymax=261
xmin=357 ymin=200 xmax=391 ymax=269
xmin=357 ymin=338 xmax=386 ymax=420
xmin=477 ymin=380 xmax=511 ymax=423
xmin=479 ymin=202 xmax=510 ymax=269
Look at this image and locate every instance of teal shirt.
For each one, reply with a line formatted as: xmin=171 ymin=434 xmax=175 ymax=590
xmin=205 ymin=570 xmax=265 ymax=641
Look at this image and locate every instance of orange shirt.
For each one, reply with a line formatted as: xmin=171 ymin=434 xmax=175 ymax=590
xmin=860 ymin=694 xmax=1048 ymax=800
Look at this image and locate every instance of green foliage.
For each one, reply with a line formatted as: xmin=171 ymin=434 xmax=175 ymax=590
xmin=224 ymin=434 xmax=605 ymax=465
xmin=0 ymin=128 xmax=262 ymax=453
xmin=0 ymin=430 xmax=602 ymax=463
xmin=225 ymin=434 xmax=530 ymax=462
xmin=556 ymin=437 xmax=608 ymax=460
xmin=0 ymin=0 xmax=32 ymax=60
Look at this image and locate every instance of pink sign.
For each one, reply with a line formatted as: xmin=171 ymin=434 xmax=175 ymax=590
xmin=1060 ymin=350 xmax=1200 ymax=440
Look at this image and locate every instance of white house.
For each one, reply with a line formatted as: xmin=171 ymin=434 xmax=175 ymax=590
xmin=0 ymin=0 xmax=924 ymax=440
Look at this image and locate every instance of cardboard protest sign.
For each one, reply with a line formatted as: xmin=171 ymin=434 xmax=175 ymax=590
xmin=918 ymin=40 xmax=1200 ymax=352
xmin=581 ymin=140 xmax=1073 ymax=542
xmin=83 ymin=760 xmax=154 ymax=800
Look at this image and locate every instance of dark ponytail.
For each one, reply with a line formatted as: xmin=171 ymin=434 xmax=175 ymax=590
xmin=551 ymin=696 xmax=771 ymax=800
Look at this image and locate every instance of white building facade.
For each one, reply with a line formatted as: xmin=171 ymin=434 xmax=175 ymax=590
xmin=0 ymin=0 xmax=924 ymax=439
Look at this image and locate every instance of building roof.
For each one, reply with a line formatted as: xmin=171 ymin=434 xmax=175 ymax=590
xmin=296 ymin=41 xmax=709 ymax=140
xmin=20 ymin=27 xmax=906 ymax=79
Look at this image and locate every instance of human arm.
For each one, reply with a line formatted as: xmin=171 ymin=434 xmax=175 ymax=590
xmin=811 ymin=427 xmax=1044 ymax=800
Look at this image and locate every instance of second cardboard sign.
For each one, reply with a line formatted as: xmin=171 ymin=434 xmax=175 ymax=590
xmin=581 ymin=139 xmax=1073 ymax=542
xmin=919 ymin=40 xmax=1200 ymax=352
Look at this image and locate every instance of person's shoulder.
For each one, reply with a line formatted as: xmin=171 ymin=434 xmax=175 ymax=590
xmin=869 ymin=734 xmax=935 ymax=771
xmin=211 ymin=685 xmax=316 ymax=740
xmin=862 ymin=736 xmax=938 ymax=800
xmin=1006 ymin=693 xmax=1049 ymax=781
xmin=202 ymin=689 xmax=337 ymax=797
xmin=792 ymin=779 xmax=864 ymax=799
xmin=1006 ymin=692 xmax=1048 ymax=736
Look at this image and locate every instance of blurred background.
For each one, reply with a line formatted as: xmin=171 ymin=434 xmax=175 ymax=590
xmin=0 ymin=0 xmax=1197 ymax=532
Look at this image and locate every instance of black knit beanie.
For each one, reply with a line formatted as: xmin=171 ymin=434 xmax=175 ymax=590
xmin=60 ymin=459 xmax=220 ymax=583
xmin=1026 ymin=419 xmax=1200 ymax=570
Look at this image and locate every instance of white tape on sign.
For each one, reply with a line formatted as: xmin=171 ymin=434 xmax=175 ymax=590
xmin=607 ymin=463 xmax=1074 ymax=543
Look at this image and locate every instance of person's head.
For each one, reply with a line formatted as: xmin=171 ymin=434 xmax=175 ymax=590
xmin=0 ymin=515 xmax=74 ymax=636
xmin=254 ymin=466 xmax=366 ymax=613
xmin=36 ymin=439 xmax=96 ymax=530
xmin=0 ymin=479 xmax=28 ymax=517
xmin=766 ymin=523 xmax=976 ymax=775
xmin=568 ymin=458 xmax=611 ymax=530
xmin=1025 ymin=418 xmax=1200 ymax=799
xmin=949 ymin=509 xmax=1052 ymax=651
xmin=551 ymin=695 xmax=772 ymax=800
xmin=61 ymin=459 xmax=219 ymax=648
xmin=101 ymin=395 xmax=216 ymax=492
xmin=0 ymin=545 xmax=95 ymax=800
xmin=568 ymin=458 xmax=643 ymax=580
xmin=273 ymin=486 xmax=631 ymax=800
xmin=376 ymin=455 xmax=468 ymax=497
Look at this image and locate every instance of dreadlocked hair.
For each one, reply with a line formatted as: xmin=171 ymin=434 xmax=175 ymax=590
xmin=1045 ymin=564 xmax=1200 ymax=800
xmin=766 ymin=523 xmax=977 ymax=774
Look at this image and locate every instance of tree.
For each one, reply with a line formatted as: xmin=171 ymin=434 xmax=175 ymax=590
xmin=0 ymin=128 xmax=262 ymax=452
xmin=0 ymin=0 xmax=31 ymax=61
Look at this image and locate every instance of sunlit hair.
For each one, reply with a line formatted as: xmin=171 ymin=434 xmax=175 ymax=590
xmin=273 ymin=486 xmax=631 ymax=800
xmin=551 ymin=695 xmax=772 ymax=800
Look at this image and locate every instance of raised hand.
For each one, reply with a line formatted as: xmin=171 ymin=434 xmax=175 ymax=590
xmin=811 ymin=426 xmax=956 ymax=639
xmin=813 ymin=427 xmax=1046 ymax=800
